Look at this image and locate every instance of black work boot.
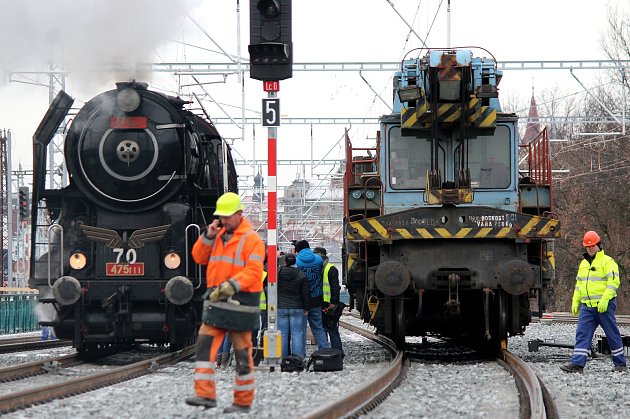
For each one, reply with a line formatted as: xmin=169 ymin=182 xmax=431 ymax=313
xmin=185 ymin=396 xmax=217 ymax=408
xmin=221 ymin=352 xmax=232 ymax=367
xmin=612 ymin=365 xmax=627 ymax=372
xmin=559 ymin=362 xmax=584 ymax=373
xmin=223 ymin=404 xmax=251 ymax=413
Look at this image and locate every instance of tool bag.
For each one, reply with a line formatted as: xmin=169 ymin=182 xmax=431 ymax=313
xmin=281 ymin=355 xmax=306 ymax=372
xmin=306 ymin=348 xmax=344 ymax=372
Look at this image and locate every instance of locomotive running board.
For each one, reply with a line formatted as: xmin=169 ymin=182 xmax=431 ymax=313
xmin=346 ymin=206 xmax=560 ymax=241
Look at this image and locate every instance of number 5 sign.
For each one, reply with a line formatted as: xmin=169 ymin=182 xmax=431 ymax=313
xmin=262 ymin=98 xmax=280 ymax=127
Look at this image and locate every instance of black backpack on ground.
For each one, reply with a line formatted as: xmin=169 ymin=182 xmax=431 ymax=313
xmin=306 ymin=348 xmax=344 ymax=372
xmin=281 ymin=355 xmax=305 ymax=372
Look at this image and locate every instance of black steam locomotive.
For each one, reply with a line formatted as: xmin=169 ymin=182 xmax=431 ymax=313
xmin=29 ymin=82 xmax=237 ymax=352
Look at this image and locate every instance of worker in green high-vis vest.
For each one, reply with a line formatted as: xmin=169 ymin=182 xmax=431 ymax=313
xmin=313 ymin=247 xmax=344 ymax=353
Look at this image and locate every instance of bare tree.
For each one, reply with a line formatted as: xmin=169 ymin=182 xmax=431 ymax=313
xmin=551 ymin=92 xmax=630 ymax=313
xmin=541 ymin=5 xmax=630 ymax=314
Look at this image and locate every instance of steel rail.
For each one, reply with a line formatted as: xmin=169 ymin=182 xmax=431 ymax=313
xmin=0 ymin=353 xmax=81 ymax=383
xmin=0 ymin=335 xmax=41 ymax=345
xmin=0 ymin=346 xmax=194 ymax=414
xmin=499 ymin=349 xmax=555 ymax=419
xmin=537 ymin=312 xmax=630 ymax=326
xmin=302 ymin=319 xmax=406 ymax=419
xmin=0 ymin=338 xmax=71 ymax=354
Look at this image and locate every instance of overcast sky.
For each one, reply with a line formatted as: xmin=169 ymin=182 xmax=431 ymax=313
xmin=0 ymin=0 xmax=626 ymax=188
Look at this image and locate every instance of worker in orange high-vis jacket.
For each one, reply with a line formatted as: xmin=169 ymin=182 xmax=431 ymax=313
xmin=185 ymin=192 xmax=265 ymax=414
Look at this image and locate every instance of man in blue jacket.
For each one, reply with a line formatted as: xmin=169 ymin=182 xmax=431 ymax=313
xmin=295 ymin=240 xmax=330 ymax=351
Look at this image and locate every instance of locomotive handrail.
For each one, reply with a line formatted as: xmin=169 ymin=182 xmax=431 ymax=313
xmin=185 ymin=224 xmax=203 ymax=289
xmin=47 ymin=224 xmax=64 ymax=288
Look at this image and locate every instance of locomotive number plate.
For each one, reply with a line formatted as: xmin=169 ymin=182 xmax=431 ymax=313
xmin=109 ymin=116 xmax=148 ymax=129
xmin=106 ymin=263 xmax=145 ymax=276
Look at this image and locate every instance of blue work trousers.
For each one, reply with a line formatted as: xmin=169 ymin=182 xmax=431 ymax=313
xmin=324 ymin=321 xmax=343 ymax=351
xmin=572 ymin=299 xmax=627 ymax=367
xmin=304 ymin=307 xmax=331 ymax=351
xmin=278 ymin=308 xmax=306 ymax=357
xmin=221 ymin=333 xmax=232 ymax=353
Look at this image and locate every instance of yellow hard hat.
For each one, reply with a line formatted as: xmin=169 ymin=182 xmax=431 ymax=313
xmin=213 ymin=192 xmax=244 ymax=216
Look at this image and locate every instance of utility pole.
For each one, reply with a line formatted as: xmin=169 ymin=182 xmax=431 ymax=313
xmin=9 ymin=65 xmax=68 ymax=189
xmin=0 ymin=130 xmax=13 ymax=287
xmin=249 ymin=0 xmax=293 ymax=369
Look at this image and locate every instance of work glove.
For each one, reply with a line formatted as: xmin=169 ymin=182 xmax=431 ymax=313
xmin=597 ymin=298 xmax=610 ymax=313
xmin=571 ymin=301 xmax=580 ymax=316
xmin=210 ymin=281 xmax=236 ymax=302
xmin=571 ymin=289 xmax=581 ymax=316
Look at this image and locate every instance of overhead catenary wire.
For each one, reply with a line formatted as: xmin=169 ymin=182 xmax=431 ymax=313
xmin=385 ymin=0 xmax=429 ymax=49
xmin=364 ymin=0 xmax=443 ymax=119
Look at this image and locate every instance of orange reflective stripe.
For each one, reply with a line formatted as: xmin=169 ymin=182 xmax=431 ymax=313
xmin=230 ymin=330 xmax=255 ymax=406
xmin=193 ymin=219 xmax=264 ymax=291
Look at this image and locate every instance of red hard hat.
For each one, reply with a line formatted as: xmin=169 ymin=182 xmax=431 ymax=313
xmin=583 ymin=231 xmax=601 ymax=247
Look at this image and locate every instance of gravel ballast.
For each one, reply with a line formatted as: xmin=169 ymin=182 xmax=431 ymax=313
xmin=2 ymin=317 xmax=628 ymax=418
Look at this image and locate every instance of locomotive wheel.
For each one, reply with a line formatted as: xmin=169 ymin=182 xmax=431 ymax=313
xmin=484 ymin=290 xmax=508 ymax=354
xmin=497 ymin=290 xmax=508 ymax=344
xmin=393 ymin=297 xmax=406 ymax=348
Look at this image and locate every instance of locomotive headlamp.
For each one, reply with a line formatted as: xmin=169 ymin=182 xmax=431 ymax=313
xmin=116 ymin=88 xmax=141 ymax=112
xmin=164 ymin=252 xmax=181 ymax=269
xmin=69 ymin=252 xmax=87 ymax=270
xmin=351 ymin=190 xmax=363 ymax=199
xmin=398 ymin=85 xmax=422 ymax=102
xmin=365 ymin=190 xmax=376 ymax=200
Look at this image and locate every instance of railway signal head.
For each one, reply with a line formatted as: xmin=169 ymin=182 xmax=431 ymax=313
xmin=18 ymin=187 xmax=29 ymax=221
xmin=248 ymin=0 xmax=293 ymax=81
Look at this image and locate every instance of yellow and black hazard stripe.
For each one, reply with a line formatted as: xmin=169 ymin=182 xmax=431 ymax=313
xmin=402 ymin=98 xmax=486 ymax=129
xmin=435 ymin=98 xmax=481 ymax=124
xmin=346 ymin=216 xmax=560 ymax=241
xmin=401 ymin=96 xmax=429 ymax=129
xmin=467 ymin=106 xmax=496 ymax=128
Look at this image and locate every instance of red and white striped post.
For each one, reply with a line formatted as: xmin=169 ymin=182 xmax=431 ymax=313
xmin=262 ymin=80 xmax=281 ymax=367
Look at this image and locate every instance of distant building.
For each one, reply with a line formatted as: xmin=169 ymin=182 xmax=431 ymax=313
xmin=280 ymin=175 xmax=343 ymax=262
xmin=242 ymin=169 xmax=344 ymax=263
xmin=522 ymin=88 xmax=542 ymax=144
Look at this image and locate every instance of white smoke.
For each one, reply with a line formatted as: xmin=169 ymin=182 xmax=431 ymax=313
xmin=0 ymin=0 xmax=201 ymax=91
xmin=34 ymin=301 xmax=57 ymax=323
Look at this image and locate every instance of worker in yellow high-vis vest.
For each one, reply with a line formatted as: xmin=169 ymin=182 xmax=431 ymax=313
xmin=256 ymin=269 xmax=267 ymax=347
xmin=313 ymin=247 xmax=344 ymax=352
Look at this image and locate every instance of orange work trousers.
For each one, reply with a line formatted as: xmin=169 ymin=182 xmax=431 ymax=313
xmin=193 ymin=323 xmax=255 ymax=407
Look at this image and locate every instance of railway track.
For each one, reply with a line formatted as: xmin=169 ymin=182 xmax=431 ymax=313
xmin=0 ymin=337 xmax=71 ymax=354
xmin=538 ymin=312 xmax=630 ymax=326
xmin=339 ymin=314 xmax=558 ymax=419
xmin=303 ymin=319 xmax=406 ymax=419
xmin=0 ymin=346 xmax=194 ymax=414
xmin=0 ymin=312 xmax=571 ymax=417
xmin=0 ymin=352 xmax=83 ymax=383
xmin=499 ymin=349 xmax=558 ymax=419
